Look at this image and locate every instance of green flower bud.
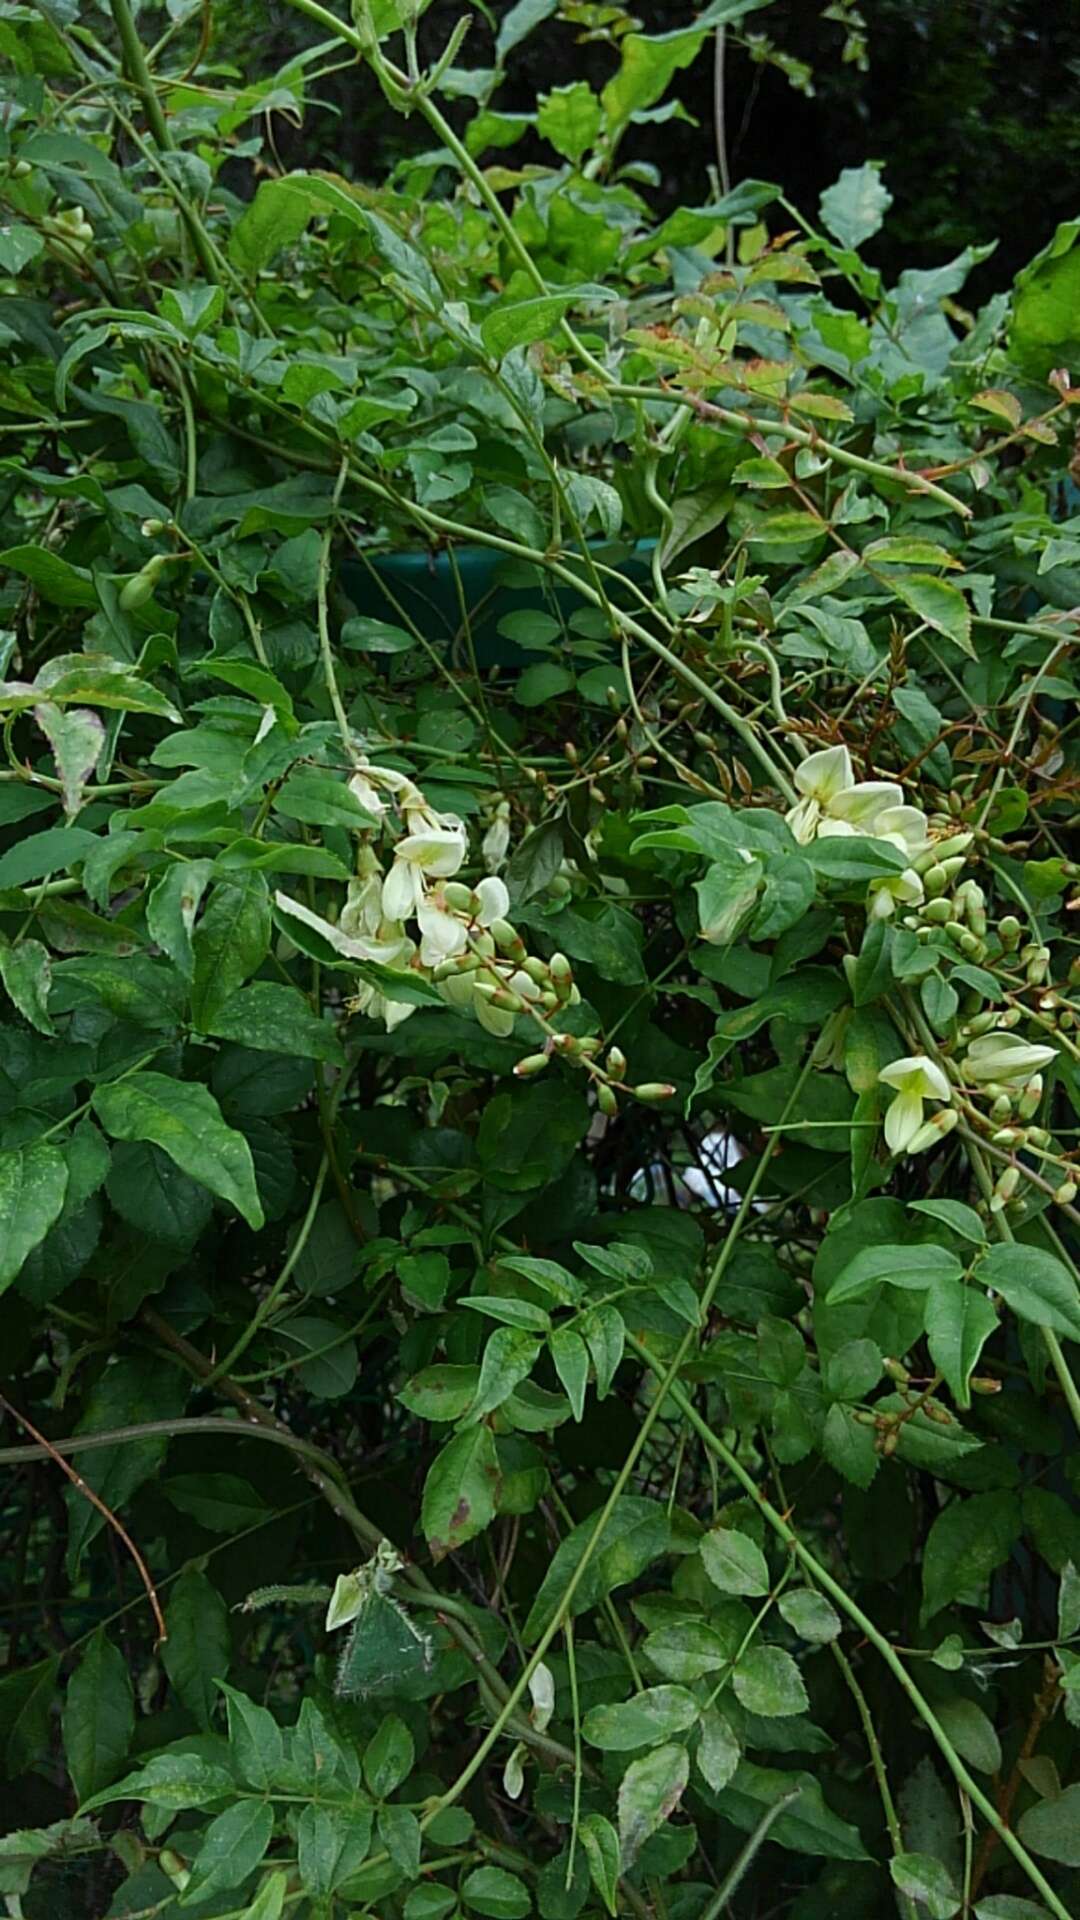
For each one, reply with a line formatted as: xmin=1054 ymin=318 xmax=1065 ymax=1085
xmin=921 ymin=898 xmax=952 ymax=924
xmin=990 ymin=1166 xmax=1021 ymax=1212
xmin=923 ymin=864 xmax=949 ymax=898
xmin=1054 ymin=1180 xmax=1077 ymax=1207
xmin=632 ymin=1082 xmax=677 ymax=1104
xmin=606 ymin=1046 xmax=627 ymax=1083
xmin=442 ymin=881 xmax=473 ymax=911
xmin=513 ymin=1052 xmax=550 ymax=1078
xmin=598 ymin=1083 xmax=619 ymax=1116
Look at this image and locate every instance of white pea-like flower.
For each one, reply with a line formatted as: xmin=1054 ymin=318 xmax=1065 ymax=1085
xmin=962 ymin=1033 xmax=1058 ymax=1085
xmin=878 ymin=1053 xmax=953 ymax=1154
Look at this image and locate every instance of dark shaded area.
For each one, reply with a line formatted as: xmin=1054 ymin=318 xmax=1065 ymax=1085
xmin=211 ymin=0 xmax=1080 ymax=294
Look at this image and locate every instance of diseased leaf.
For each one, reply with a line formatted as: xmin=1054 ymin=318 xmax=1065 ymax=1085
xmin=616 ymin=1741 xmax=690 ymax=1869
xmin=0 ymin=1143 xmax=68 ymax=1293
xmin=421 ymin=1425 xmax=500 ymax=1559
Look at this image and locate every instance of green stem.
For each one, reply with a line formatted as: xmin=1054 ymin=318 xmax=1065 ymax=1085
xmin=696 ymin=1790 xmax=801 ymax=1920
xmin=966 ymin=1136 xmax=1080 ymax=1436
xmin=106 ymin=0 xmax=220 ymax=284
xmin=625 ymin=1334 xmax=1074 ymax=1920
xmin=203 ymin=1158 xmax=330 ymax=1387
xmin=412 ymin=1054 xmax=815 ymax=1828
xmin=609 ymin=383 xmax=971 ymax=518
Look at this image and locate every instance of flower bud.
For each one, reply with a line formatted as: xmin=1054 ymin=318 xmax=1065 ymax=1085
xmin=514 ymin=1052 xmax=550 ymax=1078
xmin=924 ymin=865 xmax=950 ymax=898
xmin=922 ymin=898 xmax=952 ymax=924
xmin=970 ymin=1375 xmax=1002 ymax=1395
xmin=632 ymin=1083 xmax=677 ymax=1104
xmin=1054 ymin=1180 xmax=1078 ymax=1207
xmin=606 ymin=1046 xmax=627 ymax=1082
xmin=489 ymin=918 xmax=526 ymax=958
xmin=991 ymin=1128 xmax=1024 ymax=1148
xmin=597 ymin=1084 xmax=619 ymax=1116
xmin=118 ymin=552 xmax=170 ymax=610
xmin=160 ymin=1851 xmax=191 ymax=1891
xmin=1026 ymin=1126 xmax=1051 ymax=1149
xmin=141 ymin=517 xmax=166 ymax=537
xmin=998 ymin=915 xmax=1022 ymax=950
xmin=915 ymin=832 xmax=973 ymax=872
xmin=441 ymin=881 xmax=473 ymax=912
xmin=990 ymin=1166 xmax=1021 ymax=1212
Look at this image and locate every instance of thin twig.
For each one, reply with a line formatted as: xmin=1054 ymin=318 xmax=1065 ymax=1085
xmin=0 ymin=1392 xmax=167 ymax=1647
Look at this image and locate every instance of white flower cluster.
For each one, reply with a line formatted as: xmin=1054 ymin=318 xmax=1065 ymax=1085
xmin=274 ymin=758 xmax=580 ymax=1042
xmin=786 ymin=744 xmax=930 ymax=920
xmin=275 ymin=759 xmax=523 ymax=1032
xmin=878 ymin=1032 xmax=1057 ymax=1158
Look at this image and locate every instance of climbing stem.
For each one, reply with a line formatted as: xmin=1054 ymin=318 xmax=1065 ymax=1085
xmin=625 ymin=1333 xmax=1074 ymax=1920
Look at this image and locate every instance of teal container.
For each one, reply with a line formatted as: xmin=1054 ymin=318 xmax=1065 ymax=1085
xmin=340 ymin=539 xmax=657 ymax=669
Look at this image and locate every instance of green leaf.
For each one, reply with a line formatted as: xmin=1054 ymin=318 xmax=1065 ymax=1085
xmin=92 ymin=1071 xmax=264 ymax=1229
xmin=1059 ymin=1560 xmax=1080 ymax=1642
xmin=821 ymin=1403 xmax=879 ymax=1490
xmin=62 ymin=1630 xmax=134 ymax=1802
xmin=910 ymin=1199 xmax=987 ymax=1246
xmin=0 ymin=938 xmax=54 ymax=1036
xmin=190 ymin=875 xmax=271 ymax=1031
xmin=0 ymin=1142 xmax=68 ymax=1293
xmin=241 ymin=1872 xmax=288 ymax=1920
xmin=496 ymin=0 xmax=556 ymax=62
xmin=549 ymin=1326 xmax=589 ymax=1420
xmin=925 ymin=1279 xmax=998 ymax=1410
xmin=364 ymin=1714 xmax=414 ymax=1798
xmin=163 ymin=1475 xmax=271 ymax=1533
xmin=398 ymin=1364 xmax=480 ymax=1423
xmin=0 ymin=545 xmax=96 ymax=607
xmin=934 ymin=1698 xmax=1002 ymax=1775
xmin=523 ymin=1498 xmax=668 ymax=1644
xmin=0 ymin=825 xmax=98 ymax=890
xmin=162 ymin=1569 xmax=231 ymax=1729
xmin=819 ymin=163 xmax=893 ymax=250
xmin=219 ymin=1684 xmax=284 ymax=1792
xmin=64 ymin=1357 xmax=186 ymax=1571
xmin=890 ymin=1853 xmax=960 ymax=1919
xmin=578 ymin=1812 xmax=620 ymax=1917
xmin=461 ymin=1865 xmax=531 ymax=1919
xmin=892 ymin=576 xmax=974 ymax=657
xmin=182 ymin=1800 xmax=274 ymax=1904
xmin=920 ymin=1492 xmax=1022 ymax=1624
xmin=826 ymin=1243 xmax=963 ymax=1306
xmin=777 ymin=1589 xmax=842 ymax=1643
xmin=421 ymin=1425 xmax=500 ymax=1559
xmin=732 ymin=1645 xmax=809 ymax=1717
xmin=229 ymin=177 xmax=316 ymax=273
xmin=466 ymin=1328 xmax=542 ymax=1422
xmin=616 ymin=1741 xmax=689 ymax=1869
xmin=81 ymin=1750 xmax=235 ymax=1812
xmin=106 ymin=1138 xmax=213 ymax=1244
xmin=31 ymin=702 xmax=103 ymax=819
xmin=296 ymin=1802 xmax=374 ymax=1896
xmin=203 ymin=982 xmax=344 ymax=1063
xmin=602 ymin=25 xmax=716 ymax=133
xmin=699 ymin=1527 xmax=770 ymax=1598
xmin=1009 ymin=218 xmax=1080 ymax=381
xmin=712 ymin=1761 xmax=869 ymax=1860
xmin=536 ymin=83 xmax=601 ymax=163
xmin=978 ymin=1243 xmax=1080 ymax=1343
xmin=696 ymin=1706 xmax=741 ymax=1792
xmin=146 ymin=859 xmax=214 ymax=978
xmin=1017 ymin=1784 xmax=1080 ymax=1866
xmin=583 ymin=1686 xmax=700 ymax=1752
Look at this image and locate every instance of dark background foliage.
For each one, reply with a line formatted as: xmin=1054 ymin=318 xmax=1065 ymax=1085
xmin=208 ymin=0 xmax=1080 ymax=297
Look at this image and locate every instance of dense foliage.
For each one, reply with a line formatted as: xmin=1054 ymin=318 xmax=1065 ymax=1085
xmin=2 ymin=3 xmax=1080 ymax=1917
